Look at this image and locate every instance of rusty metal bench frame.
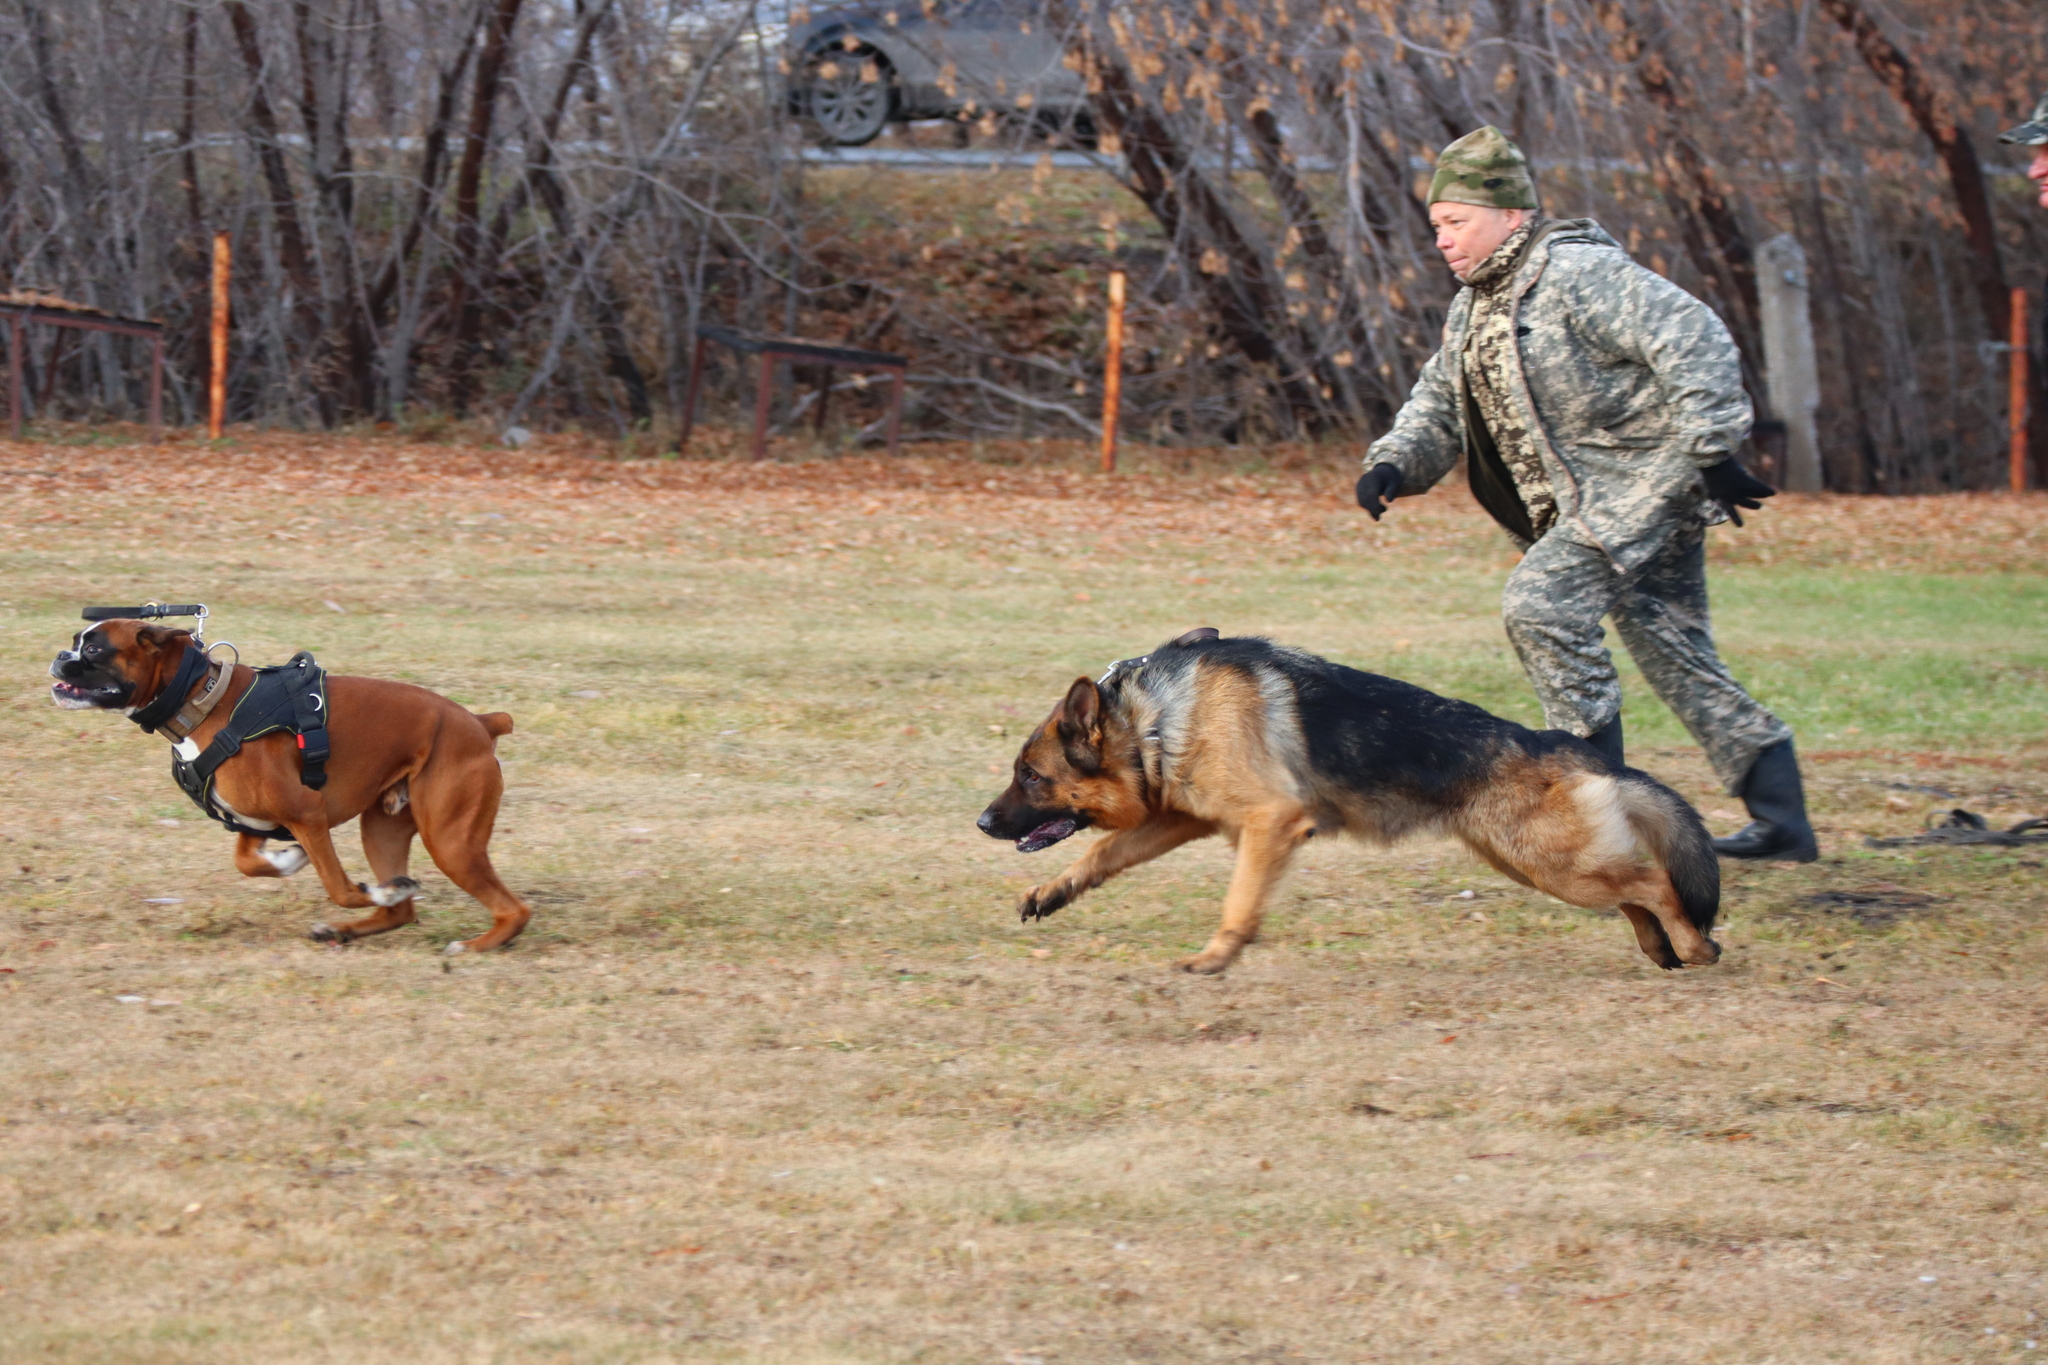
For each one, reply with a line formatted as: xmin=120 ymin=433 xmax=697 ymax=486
xmin=678 ymin=324 xmax=906 ymax=459
xmin=1 ymin=302 xmax=166 ymax=444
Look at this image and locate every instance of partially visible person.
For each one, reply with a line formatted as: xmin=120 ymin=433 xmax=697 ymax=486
xmin=1999 ymin=91 xmax=2048 ymax=207
xmin=1355 ymin=126 xmax=1815 ymax=862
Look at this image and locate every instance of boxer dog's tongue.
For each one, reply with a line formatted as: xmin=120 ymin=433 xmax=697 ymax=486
xmin=1016 ymin=818 xmax=1078 ymax=853
xmin=50 ymin=679 xmax=121 ymax=709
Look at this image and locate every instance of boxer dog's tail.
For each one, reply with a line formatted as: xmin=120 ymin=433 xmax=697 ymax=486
xmin=475 ymin=712 xmax=514 ymax=742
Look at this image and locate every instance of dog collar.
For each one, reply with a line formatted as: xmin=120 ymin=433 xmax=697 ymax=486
xmin=155 ymin=651 xmax=236 ymax=743
xmin=1099 ymin=654 xmax=1149 ymax=686
xmin=131 ymin=643 xmax=234 ymax=739
xmin=128 ymin=643 xmax=213 ymax=734
xmin=1128 ymin=727 xmax=1166 ymax=808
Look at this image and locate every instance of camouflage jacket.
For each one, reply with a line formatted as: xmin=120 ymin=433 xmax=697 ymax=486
xmin=1365 ymin=218 xmax=1750 ymax=572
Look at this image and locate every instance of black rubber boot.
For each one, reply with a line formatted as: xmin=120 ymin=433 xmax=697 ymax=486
xmin=1713 ymin=739 xmax=1819 ymax=862
xmin=1585 ymin=715 xmax=1624 ymax=768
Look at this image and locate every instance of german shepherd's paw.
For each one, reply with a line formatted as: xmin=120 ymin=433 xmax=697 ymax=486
xmin=1017 ymin=884 xmax=1072 ymax=922
xmin=1619 ymin=905 xmax=1712 ymax=970
xmin=1681 ymin=937 xmax=1722 ymax=967
xmin=1176 ymin=934 xmax=1245 ymax=974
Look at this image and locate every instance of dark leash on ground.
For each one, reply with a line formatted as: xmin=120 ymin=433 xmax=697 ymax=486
xmin=1865 ymin=809 xmax=2048 ymax=848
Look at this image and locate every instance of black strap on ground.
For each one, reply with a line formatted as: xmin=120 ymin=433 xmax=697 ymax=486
xmin=1864 ymin=810 xmax=2048 ymax=848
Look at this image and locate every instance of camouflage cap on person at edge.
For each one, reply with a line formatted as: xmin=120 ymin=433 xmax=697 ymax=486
xmin=1427 ymin=126 xmax=1540 ymax=210
xmin=1999 ymin=91 xmax=2048 ymax=146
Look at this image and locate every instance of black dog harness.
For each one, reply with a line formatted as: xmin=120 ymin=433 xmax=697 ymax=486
xmin=170 ymin=651 xmax=331 ymax=837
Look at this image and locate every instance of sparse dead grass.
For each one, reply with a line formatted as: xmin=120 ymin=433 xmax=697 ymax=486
xmin=1 ymin=429 xmax=2045 ymax=1363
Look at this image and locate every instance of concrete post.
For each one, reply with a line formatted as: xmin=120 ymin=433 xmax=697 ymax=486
xmin=1757 ymin=234 xmax=1823 ymax=492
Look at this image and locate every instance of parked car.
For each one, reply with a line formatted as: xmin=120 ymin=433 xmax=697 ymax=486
xmin=787 ymin=0 xmax=1090 ymax=145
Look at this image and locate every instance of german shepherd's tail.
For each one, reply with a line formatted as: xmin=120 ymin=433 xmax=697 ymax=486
xmin=1615 ymin=770 xmax=1720 ymax=933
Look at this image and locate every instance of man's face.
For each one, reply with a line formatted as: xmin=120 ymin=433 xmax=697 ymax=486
xmin=2029 ymin=146 xmax=2048 ymax=209
xmin=1430 ymin=203 xmax=1529 ymax=282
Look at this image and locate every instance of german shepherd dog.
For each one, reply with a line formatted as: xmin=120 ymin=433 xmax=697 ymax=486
xmin=976 ymin=629 xmax=1720 ymax=975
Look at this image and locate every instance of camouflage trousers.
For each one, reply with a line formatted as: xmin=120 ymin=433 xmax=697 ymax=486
xmin=1501 ymin=524 xmax=1792 ymax=792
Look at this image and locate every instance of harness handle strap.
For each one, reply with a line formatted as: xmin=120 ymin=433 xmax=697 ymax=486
xmin=297 ymin=731 xmax=330 ymax=790
xmin=83 ymin=604 xmax=206 ymax=621
xmin=283 ymin=651 xmax=330 ymax=791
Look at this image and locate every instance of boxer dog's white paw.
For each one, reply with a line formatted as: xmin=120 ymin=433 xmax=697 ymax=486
xmin=442 ymin=939 xmax=468 ymax=957
xmin=308 ymin=921 xmax=340 ymax=943
xmin=261 ymin=844 xmax=309 ymax=876
xmin=364 ymin=877 xmax=421 ymax=907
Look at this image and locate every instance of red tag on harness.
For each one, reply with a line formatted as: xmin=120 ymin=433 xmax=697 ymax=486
xmin=297 ymin=735 xmax=307 ymax=750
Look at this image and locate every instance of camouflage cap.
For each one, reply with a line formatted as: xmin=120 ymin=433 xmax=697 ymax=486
xmin=1427 ymin=126 xmax=1539 ymax=210
xmin=1998 ymin=90 xmax=2048 ymax=146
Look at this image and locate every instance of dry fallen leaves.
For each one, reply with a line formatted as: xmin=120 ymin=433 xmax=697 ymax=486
xmin=4 ymin=426 xmax=2043 ymax=576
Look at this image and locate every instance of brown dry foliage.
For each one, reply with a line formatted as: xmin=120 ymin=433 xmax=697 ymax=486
xmin=6 ymin=426 xmax=2047 ymax=575
xmin=7 ymin=1 xmax=2048 ymax=488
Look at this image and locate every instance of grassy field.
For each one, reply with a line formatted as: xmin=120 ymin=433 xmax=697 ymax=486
xmin=2 ymin=427 xmax=2046 ymax=1363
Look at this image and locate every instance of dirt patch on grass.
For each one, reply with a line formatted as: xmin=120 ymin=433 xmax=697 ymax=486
xmin=1800 ymin=886 xmax=1944 ymax=927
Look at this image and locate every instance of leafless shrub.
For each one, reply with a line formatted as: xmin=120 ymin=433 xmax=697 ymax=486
xmin=1 ymin=1 xmax=2043 ymax=487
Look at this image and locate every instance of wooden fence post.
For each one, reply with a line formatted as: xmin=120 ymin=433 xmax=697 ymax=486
xmin=1100 ymin=269 xmax=1125 ymax=473
xmin=7 ymin=313 xmax=20 ymax=440
xmin=209 ymin=231 xmax=230 ymax=440
xmin=1758 ymin=235 xmax=1823 ymax=492
xmin=148 ymin=335 xmax=163 ymax=445
xmin=2012 ymin=285 xmax=2030 ymax=494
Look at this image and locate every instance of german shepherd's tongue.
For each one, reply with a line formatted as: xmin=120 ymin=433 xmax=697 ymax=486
xmin=1016 ymin=818 xmax=1078 ymax=853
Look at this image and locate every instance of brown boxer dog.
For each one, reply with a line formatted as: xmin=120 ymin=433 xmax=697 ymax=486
xmin=50 ymin=618 xmax=531 ymax=953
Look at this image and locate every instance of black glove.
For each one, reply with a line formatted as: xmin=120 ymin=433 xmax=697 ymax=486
xmin=1355 ymin=462 xmax=1404 ymax=521
xmin=1700 ymin=458 xmax=1775 ymax=527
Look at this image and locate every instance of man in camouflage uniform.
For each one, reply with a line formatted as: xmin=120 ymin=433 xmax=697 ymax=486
xmin=1355 ymin=126 xmax=1816 ymax=862
xmin=1999 ymin=92 xmax=2048 ymax=208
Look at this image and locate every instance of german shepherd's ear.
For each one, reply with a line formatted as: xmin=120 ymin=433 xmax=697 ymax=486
xmin=1055 ymin=676 xmax=1103 ymax=776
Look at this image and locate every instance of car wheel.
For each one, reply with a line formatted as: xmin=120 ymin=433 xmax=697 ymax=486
xmin=1032 ymin=107 xmax=1098 ymax=151
xmin=804 ymin=44 xmax=895 ymax=146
